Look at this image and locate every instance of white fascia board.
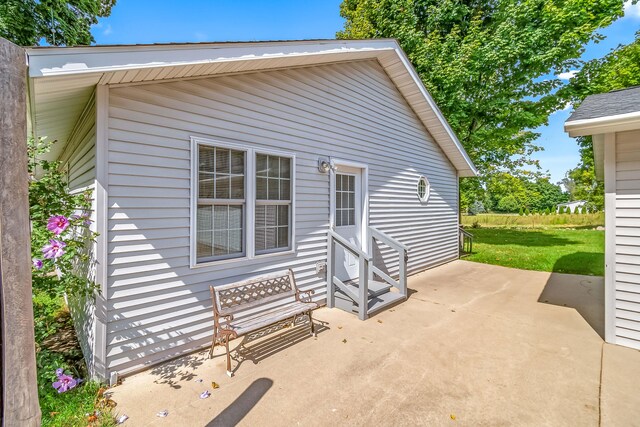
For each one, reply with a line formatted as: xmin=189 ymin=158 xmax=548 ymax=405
xmin=26 ymin=39 xmax=397 ymax=78
xmin=565 ymin=111 xmax=640 ymax=137
xmin=26 ymin=38 xmax=477 ymax=176
xmin=392 ymin=46 xmax=477 ymax=177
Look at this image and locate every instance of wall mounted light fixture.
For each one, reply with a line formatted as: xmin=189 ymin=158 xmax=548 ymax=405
xmin=318 ymin=158 xmax=332 ymax=173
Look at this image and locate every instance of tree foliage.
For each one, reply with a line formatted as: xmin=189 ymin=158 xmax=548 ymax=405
xmin=0 ymin=0 xmax=115 ymax=46
xmin=337 ymin=0 xmax=625 ymax=186
xmin=485 ymin=172 xmax=567 ymax=213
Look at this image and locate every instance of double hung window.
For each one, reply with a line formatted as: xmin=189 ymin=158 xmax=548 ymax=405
xmin=193 ymin=138 xmax=294 ymax=265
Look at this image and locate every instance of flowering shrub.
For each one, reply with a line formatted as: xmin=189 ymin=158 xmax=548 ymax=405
xmin=53 ymin=368 xmax=78 ymax=393
xmin=29 ymin=138 xmax=114 ymax=425
xmin=29 ymin=137 xmax=99 ymax=299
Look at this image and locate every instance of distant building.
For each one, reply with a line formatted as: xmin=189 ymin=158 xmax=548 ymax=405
xmin=556 ymin=200 xmax=586 ymax=213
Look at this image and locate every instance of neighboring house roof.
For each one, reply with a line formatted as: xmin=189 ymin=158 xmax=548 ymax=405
xmin=564 ymin=86 xmax=640 ymax=181
xmin=568 ymin=86 xmax=640 ymax=122
xmin=565 ymin=86 xmax=640 ymax=137
xmin=26 ymin=39 xmax=477 ymax=177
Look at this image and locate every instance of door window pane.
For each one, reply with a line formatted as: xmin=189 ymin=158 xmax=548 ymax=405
xmin=335 ymin=173 xmax=356 ymax=227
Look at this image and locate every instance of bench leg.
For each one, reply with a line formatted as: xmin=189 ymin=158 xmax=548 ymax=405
xmin=209 ymin=331 xmax=217 ymax=359
xmin=225 ymin=335 xmax=233 ymax=377
xmin=308 ymin=310 xmax=316 ymax=337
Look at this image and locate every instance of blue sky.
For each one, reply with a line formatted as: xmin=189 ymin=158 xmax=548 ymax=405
xmin=92 ymin=0 xmax=640 ymax=184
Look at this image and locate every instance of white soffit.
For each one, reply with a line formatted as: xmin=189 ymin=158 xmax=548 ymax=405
xmin=27 ymin=39 xmax=477 ymax=176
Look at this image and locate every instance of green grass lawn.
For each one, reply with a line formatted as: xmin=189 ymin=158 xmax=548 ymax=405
xmin=464 ymin=228 xmax=604 ymax=276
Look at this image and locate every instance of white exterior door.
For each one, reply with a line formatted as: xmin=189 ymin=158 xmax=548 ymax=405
xmin=333 ymin=166 xmax=364 ymax=281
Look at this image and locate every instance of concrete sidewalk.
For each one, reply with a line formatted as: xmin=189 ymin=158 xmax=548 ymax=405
xmin=109 ymin=261 xmax=640 ymax=426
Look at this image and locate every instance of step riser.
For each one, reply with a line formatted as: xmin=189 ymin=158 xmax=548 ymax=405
xmin=333 ymin=295 xmax=358 ymax=313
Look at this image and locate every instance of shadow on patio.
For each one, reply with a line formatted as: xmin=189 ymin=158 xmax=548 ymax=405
xmin=206 ymin=378 xmax=273 ymax=426
xmin=538 ymin=252 xmax=605 ymax=339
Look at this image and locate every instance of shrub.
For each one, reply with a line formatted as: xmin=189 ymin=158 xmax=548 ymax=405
xmin=525 ymin=208 xmax=530 ymax=215
xmin=497 ymin=195 xmax=519 ymax=213
xmin=29 ymin=137 xmax=99 ymax=300
xmin=29 ymin=138 xmax=112 ymax=426
xmin=518 ymin=207 xmax=524 ymax=216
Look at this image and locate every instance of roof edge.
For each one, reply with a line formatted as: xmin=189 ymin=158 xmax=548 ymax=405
xmin=565 ymin=110 xmax=640 ymax=137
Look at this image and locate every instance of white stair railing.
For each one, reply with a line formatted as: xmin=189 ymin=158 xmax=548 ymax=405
xmin=368 ymin=227 xmax=408 ymax=298
xmin=327 ymin=229 xmax=371 ymax=320
xmin=327 ymin=227 xmax=408 ymax=320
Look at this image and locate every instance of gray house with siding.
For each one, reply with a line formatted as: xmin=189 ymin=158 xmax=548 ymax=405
xmin=565 ymin=86 xmax=640 ymax=351
xmin=26 ymin=39 xmax=476 ymax=380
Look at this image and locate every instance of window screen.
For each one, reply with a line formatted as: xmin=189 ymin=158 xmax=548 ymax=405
xmin=255 ymin=154 xmax=292 ymax=253
xmin=335 ymin=174 xmax=355 ymax=227
xmin=196 ymin=145 xmax=245 ymax=261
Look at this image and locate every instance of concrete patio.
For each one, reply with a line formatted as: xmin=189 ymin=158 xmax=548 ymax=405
xmin=109 ymin=261 xmax=640 ymax=426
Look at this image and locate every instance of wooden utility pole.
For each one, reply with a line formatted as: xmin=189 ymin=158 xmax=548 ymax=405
xmin=0 ymin=37 xmax=42 ymax=426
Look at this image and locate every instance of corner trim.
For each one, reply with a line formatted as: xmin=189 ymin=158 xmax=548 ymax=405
xmin=93 ymin=84 xmax=109 ymax=380
xmin=603 ymin=132 xmax=617 ymax=344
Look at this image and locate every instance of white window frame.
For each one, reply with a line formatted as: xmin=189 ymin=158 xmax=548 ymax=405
xmin=417 ymin=175 xmax=430 ymax=203
xmin=190 ymin=136 xmax=296 ymax=268
xmin=254 ymin=151 xmax=294 ymax=255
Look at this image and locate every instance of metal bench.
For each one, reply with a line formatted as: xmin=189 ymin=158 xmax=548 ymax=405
xmin=209 ymin=269 xmax=317 ymax=376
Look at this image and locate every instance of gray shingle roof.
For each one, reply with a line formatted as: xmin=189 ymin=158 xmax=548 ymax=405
xmin=568 ymin=86 xmax=640 ymax=122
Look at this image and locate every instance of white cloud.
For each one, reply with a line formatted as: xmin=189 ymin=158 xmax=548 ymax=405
xmin=625 ymin=0 xmax=640 ymax=18
xmin=557 ymin=70 xmax=578 ymax=80
xmin=103 ymin=24 xmax=113 ymax=36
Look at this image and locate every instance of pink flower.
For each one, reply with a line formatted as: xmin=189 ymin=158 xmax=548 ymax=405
xmin=47 ymin=215 xmax=69 ymax=235
xmin=52 ymin=372 xmax=77 ymax=393
xmin=32 ymin=259 xmax=43 ymax=270
xmin=42 ymin=239 xmax=66 ymax=259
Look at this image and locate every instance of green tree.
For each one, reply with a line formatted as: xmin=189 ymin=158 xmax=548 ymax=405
xmin=0 ymin=0 xmax=115 ymax=46
xmin=338 ymin=0 xmax=625 ymax=202
xmin=525 ymin=208 xmax=530 ymax=216
xmin=526 ymin=178 xmax=568 ymax=212
xmin=497 ymin=195 xmax=519 ymax=213
xmin=519 ymin=207 xmax=524 ymax=216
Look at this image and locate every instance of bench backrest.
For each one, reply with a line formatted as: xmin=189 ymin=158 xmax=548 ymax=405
xmin=212 ymin=269 xmax=299 ymax=316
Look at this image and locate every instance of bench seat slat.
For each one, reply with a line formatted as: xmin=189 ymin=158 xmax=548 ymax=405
xmin=222 ymin=301 xmax=316 ymax=336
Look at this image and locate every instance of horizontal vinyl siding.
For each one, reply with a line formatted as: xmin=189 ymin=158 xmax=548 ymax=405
xmin=60 ymin=99 xmax=99 ymax=375
xmin=615 ymin=129 xmax=640 ymax=349
xmin=106 ymin=60 xmax=459 ymax=374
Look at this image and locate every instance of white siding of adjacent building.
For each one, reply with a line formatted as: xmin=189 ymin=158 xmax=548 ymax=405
xmin=58 ymin=96 xmax=100 ymax=376
xmin=614 ymin=129 xmax=640 ymax=349
xmin=104 ymin=60 xmax=459 ymax=375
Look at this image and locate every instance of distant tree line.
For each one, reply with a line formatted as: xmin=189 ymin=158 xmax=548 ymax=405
xmin=465 ymin=172 xmax=572 ymax=215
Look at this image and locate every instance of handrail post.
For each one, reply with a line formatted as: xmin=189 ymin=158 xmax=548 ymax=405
xmin=399 ymin=249 xmax=407 ymax=298
xmin=358 ymin=254 xmax=369 ymax=320
xmin=367 ymin=231 xmax=374 ymax=283
xmin=327 ymin=232 xmax=335 ymax=308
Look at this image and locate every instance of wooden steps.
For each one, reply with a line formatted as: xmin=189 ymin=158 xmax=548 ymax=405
xmin=334 ymin=279 xmax=404 ymax=317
